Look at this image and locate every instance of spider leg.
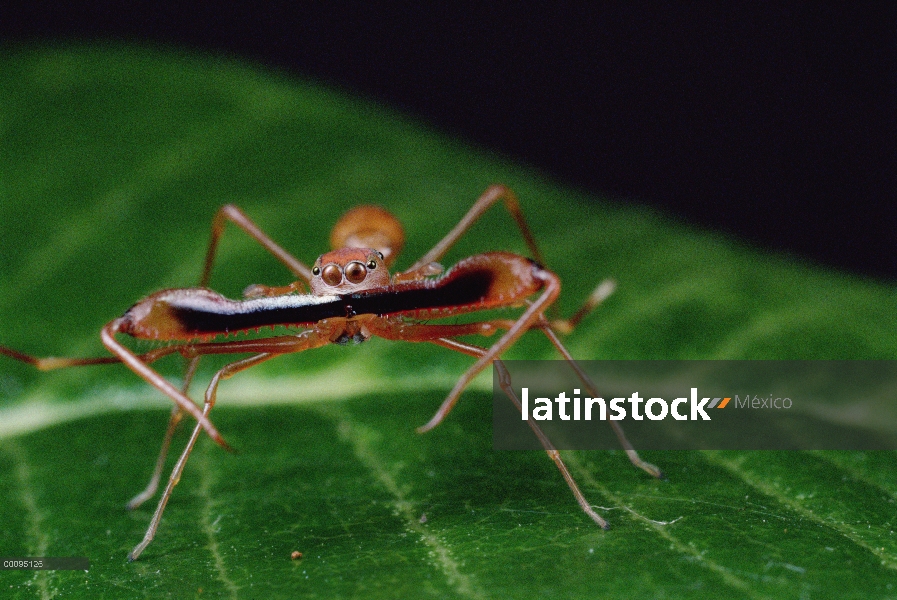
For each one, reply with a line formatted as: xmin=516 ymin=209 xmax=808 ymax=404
xmin=413 ymin=313 xmax=661 ymax=480
xmin=127 ymin=324 xmax=340 ymax=561
xmin=549 ymin=278 xmax=617 ymax=334
xmin=536 ymin=324 xmax=664 ymax=479
xmin=404 ymin=185 xmax=546 ymax=274
xmin=414 ymin=268 xmax=561 ymax=433
xmin=127 ymin=356 xmax=201 ymax=511
xmin=201 ymin=204 xmax=313 ymax=288
xmin=423 ymin=337 xmax=610 ymax=529
xmin=127 ymin=203 xmax=316 ymax=509
xmin=0 ymin=343 xmax=183 ymax=371
xmin=128 ymin=352 xmax=276 ymax=561
xmin=101 ymin=318 xmax=229 ymax=449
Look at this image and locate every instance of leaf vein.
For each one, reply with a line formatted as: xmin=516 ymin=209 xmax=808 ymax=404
xmin=4 ymin=441 xmax=54 ymax=599
xmin=320 ymin=404 xmax=489 ymax=600
xmin=196 ymin=441 xmax=241 ymax=599
xmin=565 ymin=451 xmax=772 ymax=599
xmin=702 ymin=451 xmax=897 ymax=570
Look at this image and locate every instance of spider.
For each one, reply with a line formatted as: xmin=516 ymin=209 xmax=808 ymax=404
xmin=1 ymin=185 xmax=661 ymax=560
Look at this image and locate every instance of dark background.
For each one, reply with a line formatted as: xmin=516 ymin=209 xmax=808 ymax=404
xmin=3 ymin=3 xmax=894 ymax=280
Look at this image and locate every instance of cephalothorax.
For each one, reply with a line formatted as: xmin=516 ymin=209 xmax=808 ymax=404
xmin=1 ymin=185 xmax=662 ymax=560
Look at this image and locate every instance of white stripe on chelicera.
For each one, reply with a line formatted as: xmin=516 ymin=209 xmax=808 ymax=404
xmin=169 ymin=292 xmax=342 ymax=315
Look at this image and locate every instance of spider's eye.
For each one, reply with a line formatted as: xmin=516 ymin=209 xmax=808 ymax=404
xmin=367 ymin=259 xmax=377 ymax=270
xmin=344 ymin=261 xmax=367 ymax=284
xmin=321 ymin=264 xmax=342 ymax=286
xmin=312 ymin=266 xmax=321 ymax=276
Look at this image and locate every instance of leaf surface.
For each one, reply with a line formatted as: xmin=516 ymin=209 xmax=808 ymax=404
xmin=1 ymin=45 xmax=896 ymax=599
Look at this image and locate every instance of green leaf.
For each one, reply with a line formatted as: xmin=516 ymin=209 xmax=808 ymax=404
xmin=1 ymin=45 xmax=896 ymax=599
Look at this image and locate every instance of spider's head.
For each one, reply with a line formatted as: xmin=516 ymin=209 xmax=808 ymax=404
xmin=310 ymin=248 xmax=390 ymax=295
